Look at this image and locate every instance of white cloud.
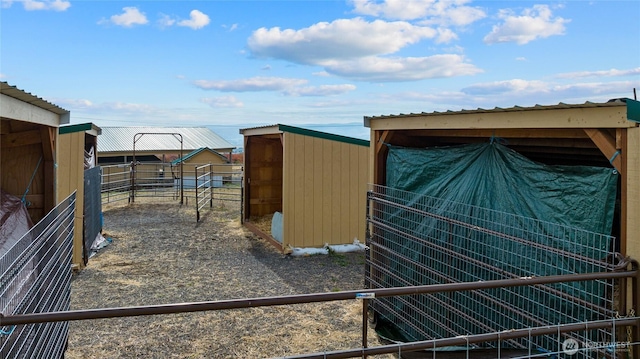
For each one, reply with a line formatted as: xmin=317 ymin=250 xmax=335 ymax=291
xmin=102 ymin=7 xmax=148 ymax=28
xmin=283 ymin=84 xmax=357 ymax=97
xmin=14 ymin=0 xmax=70 ymax=11
xmin=555 ymin=67 xmax=640 ymax=79
xmin=248 ymin=18 xmax=439 ymax=65
xmin=177 ymin=9 xmax=210 ymax=30
xmin=325 ymin=54 xmax=482 ymax=82
xmin=158 ymin=14 xmax=176 ymax=28
xmin=0 ymin=73 xmax=6 ymax=79
xmin=350 ymin=0 xmax=486 ymax=26
xmin=516 ymin=57 xmax=527 ymax=61
xmin=1 ymin=0 xmax=13 ymax=9
xmin=194 ymin=77 xmax=308 ymax=92
xmin=484 ymin=5 xmax=569 ymax=45
xmin=224 ymin=23 xmax=239 ymax=32
xmin=200 ymin=96 xmax=244 ymax=108
xmin=461 ymin=79 xmax=548 ymax=95
xmin=457 ymin=78 xmax=637 ymax=106
xmin=247 ymin=16 xmax=481 ymax=83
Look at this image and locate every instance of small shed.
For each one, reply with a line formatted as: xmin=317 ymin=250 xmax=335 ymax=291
xmin=240 ymin=124 xmax=370 ymax=252
xmin=1 ymin=82 xmax=70 ymax=223
xmin=172 ymin=147 xmax=230 ymax=165
xmin=171 ymin=147 xmax=232 ymax=189
xmin=57 ymin=123 xmax=102 ymax=269
xmin=365 ymin=98 xmax=640 ymax=309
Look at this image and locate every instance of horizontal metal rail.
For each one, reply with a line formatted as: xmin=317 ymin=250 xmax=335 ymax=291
xmin=0 ymin=270 xmax=635 ymax=326
xmin=281 ymin=317 xmax=640 ymax=359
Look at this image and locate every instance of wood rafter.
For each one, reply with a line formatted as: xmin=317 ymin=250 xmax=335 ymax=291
xmin=40 ymin=127 xmax=55 ymax=161
xmin=584 ymin=128 xmax=622 ymax=173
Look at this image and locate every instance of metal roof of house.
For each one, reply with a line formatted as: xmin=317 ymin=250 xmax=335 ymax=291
xmin=364 ymin=98 xmax=640 ymax=124
xmin=98 ymin=127 xmax=235 ymax=154
xmin=1 ymin=81 xmax=70 ymax=122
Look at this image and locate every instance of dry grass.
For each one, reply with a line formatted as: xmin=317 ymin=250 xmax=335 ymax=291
xmin=66 ymin=196 xmax=393 ymax=359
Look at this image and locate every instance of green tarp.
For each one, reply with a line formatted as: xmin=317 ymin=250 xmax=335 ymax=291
xmin=386 ymin=142 xmax=618 ymax=235
xmin=374 ymin=142 xmax=619 ymax=348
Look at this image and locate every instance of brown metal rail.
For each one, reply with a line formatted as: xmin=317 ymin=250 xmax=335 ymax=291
xmin=0 ymin=270 xmax=634 ymax=327
xmin=282 ymin=317 xmax=640 ymax=359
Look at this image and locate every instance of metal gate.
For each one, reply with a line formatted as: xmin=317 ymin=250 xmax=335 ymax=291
xmin=83 ymin=166 xmax=102 ymax=265
xmin=365 ymin=185 xmax=625 ymax=358
xmin=0 ymin=192 xmax=75 ymax=358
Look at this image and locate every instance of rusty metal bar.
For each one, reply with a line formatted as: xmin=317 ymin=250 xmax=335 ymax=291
xmin=0 ymin=270 xmax=635 ymax=326
xmin=280 ymin=317 xmax=640 ymax=359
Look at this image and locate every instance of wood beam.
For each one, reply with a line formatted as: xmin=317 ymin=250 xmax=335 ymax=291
xmin=374 ymin=130 xmax=392 ymax=185
xmin=404 ymin=128 xmax=591 ymax=139
xmin=583 ymin=128 xmax=621 ymax=173
xmin=40 ymin=127 xmax=55 ymax=161
xmin=0 ymin=129 xmax=41 ymax=148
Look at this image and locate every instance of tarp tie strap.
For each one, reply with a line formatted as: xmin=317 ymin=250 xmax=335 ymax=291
xmin=22 ymin=156 xmax=43 ymax=206
xmin=0 ymin=325 xmax=16 ymax=336
xmin=609 ymin=150 xmax=621 ymax=164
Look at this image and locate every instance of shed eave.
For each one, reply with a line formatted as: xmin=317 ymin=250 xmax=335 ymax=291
xmin=366 ymin=105 xmax=634 ymax=130
xmin=239 ymin=125 xmax=282 ymax=136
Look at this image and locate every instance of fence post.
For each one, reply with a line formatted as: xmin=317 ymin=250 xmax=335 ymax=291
xmin=195 ymin=164 xmax=200 ymax=222
xmin=209 ymin=163 xmax=213 ymax=208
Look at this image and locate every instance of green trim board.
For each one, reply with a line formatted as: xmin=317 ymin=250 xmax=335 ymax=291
xmin=171 ymin=147 xmax=228 ymax=165
xmin=59 ymin=123 xmax=102 ymax=135
xmin=278 ymin=124 xmax=370 ymax=147
xmin=627 ymin=98 xmax=640 ymax=123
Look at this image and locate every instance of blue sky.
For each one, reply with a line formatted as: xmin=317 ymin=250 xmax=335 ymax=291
xmin=1 ymin=0 xmax=639 ymax=148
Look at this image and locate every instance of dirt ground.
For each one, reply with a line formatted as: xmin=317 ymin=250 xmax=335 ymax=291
xmin=65 ymin=197 xmax=394 ymax=359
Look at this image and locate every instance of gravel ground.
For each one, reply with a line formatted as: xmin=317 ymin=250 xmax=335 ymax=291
xmin=65 ymin=197 xmax=393 ymax=359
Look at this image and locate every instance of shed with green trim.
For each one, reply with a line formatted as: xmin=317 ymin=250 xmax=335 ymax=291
xmin=240 ymin=124 xmax=370 ymax=252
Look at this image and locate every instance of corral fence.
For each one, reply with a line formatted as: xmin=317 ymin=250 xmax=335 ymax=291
xmin=2 ymin=186 xmax=640 ymax=358
xmin=0 ymin=266 xmax=638 ymax=358
xmin=364 ymin=184 xmax=636 ymax=358
xmin=100 ymin=162 xmax=243 ymax=221
xmin=0 ymin=192 xmax=76 ymax=359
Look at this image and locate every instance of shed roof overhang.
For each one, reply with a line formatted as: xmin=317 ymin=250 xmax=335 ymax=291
xmin=0 ymin=82 xmax=70 ymax=126
xmin=59 ymin=122 xmax=102 ymax=136
xmin=365 ymin=99 xmax=640 ymax=172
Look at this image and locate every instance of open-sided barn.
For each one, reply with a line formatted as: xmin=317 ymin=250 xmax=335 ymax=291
xmin=1 ymin=82 xmax=75 ymax=358
xmin=363 ymin=98 xmax=640 ymax=354
xmin=240 ymin=124 xmax=370 ymax=252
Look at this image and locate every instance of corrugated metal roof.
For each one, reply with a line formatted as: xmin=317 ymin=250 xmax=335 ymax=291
xmin=364 ymin=99 xmax=631 ymax=122
xmin=99 ymin=127 xmax=235 ymax=154
xmin=1 ymin=81 xmax=70 ymax=119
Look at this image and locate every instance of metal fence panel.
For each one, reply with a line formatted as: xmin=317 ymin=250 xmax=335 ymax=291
xmin=83 ymin=166 xmax=102 ymax=265
xmin=0 ymin=192 xmax=75 ymax=359
xmin=366 ymin=185 xmax=618 ymax=358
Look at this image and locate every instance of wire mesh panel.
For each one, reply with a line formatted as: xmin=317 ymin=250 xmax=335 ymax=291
xmin=366 ymin=185 xmax=619 ymax=357
xmin=0 ymin=192 xmax=75 ymax=359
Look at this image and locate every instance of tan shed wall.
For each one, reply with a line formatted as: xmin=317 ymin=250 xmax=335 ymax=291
xmin=282 ymin=132 xmax=369 ymax=248
xmin=57 ymin=131 xmax=85 ymax=268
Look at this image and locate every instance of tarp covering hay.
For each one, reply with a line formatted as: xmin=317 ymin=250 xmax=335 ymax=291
xmin=66 ymin=197 xmax=391 ymax=358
